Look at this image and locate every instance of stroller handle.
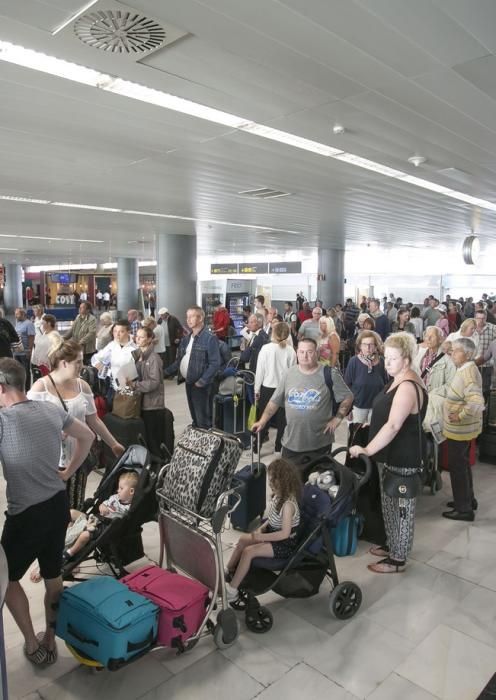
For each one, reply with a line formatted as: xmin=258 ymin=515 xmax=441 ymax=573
xmin=330 ymin=446 xmax=373 ymax=487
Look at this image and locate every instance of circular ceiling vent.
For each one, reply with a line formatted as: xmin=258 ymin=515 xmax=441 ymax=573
xmin=74 ymin=11 xmax=166 ymax=54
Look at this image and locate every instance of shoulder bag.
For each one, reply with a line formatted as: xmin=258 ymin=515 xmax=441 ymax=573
xmin=382 ymin=381 xmax=425 ymax=499
xmin=47 ymin=375 xmax=98 ymax=475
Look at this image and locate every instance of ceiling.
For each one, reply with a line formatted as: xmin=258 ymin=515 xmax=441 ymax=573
xmin=1 ymin=0 xmax=496 ymax=266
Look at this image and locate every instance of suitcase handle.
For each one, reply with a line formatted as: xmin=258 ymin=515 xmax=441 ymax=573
xmin=126 ymin=628 xmax=155 ymax=653
xmin=67 ymin=622 xmax=99 ymax=647
xmin=250 ymin=429 xmax=262 ymax=476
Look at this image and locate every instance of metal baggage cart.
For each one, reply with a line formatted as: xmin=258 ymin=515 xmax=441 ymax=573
xmin=156 ymin=482 xmax=240 ymax=651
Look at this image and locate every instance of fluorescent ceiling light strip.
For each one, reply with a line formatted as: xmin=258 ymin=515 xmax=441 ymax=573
xmin=0 ymin=233 xmax=103 ymax=243
xmin=0 ymin=41 xmax=109 ymax=87
xmin=0 ymin=40 xmax=495 ymax=212
xmin=104 ymin=78 xmax=248 ymax=129
xmin=239 ymin=123 xmax=344 ymax=157
xmin=27 ymin=263 xmax=97 ymax=272
xmin=52 ymin=0 xmax=99 ymax=36
xmin=0 ymin=247 xmax=18 ymax=251
xmin=0 ymin=195 xmax=51 ymax=204
xmin=52 ymin=201 xmax=124 ymax=213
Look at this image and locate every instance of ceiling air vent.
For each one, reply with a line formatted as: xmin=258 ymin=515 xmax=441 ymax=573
xmin=74 ymin=10 xmax=167 ymax=54
xmin=237 ymin=187 xmax=292 ymax=200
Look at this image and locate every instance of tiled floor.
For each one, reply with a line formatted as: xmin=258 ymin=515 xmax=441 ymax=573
xmin=2 ymin=380 xmax=496 ymax=700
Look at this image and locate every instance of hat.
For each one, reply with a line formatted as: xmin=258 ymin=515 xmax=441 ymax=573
xmin=158 ymin=307 xmax=168 ymax=315
xmin=437 ymin=304 xmax=447 ymax=313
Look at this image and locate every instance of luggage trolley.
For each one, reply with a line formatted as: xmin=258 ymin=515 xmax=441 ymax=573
xmin=156 ymin=483 xmax=241 ymax=651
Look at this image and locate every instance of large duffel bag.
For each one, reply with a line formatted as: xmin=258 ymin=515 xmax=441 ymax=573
xmin=162 ymin=427 xmax=243 ymax=517
xmin=56 ymin=576 xmax=159 ymax=670
xmin=121 ymin=565 xmax=209 ymax=650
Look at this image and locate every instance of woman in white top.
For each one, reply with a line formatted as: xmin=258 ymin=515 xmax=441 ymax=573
xmin=95 ymin=311 xmax=113 ymax=351
xmin=32 ymin=304 xmax=44 ymax=336
xmin=255 ymin=322 xmax=296 ymax=452
xmin=91 ymin=319 xmax=137 ymax=390
xmin=28 ymin=339 xmax=125 ymax=510
xmin=446 ymin=318 xmax=479 ymax=355
xmin=31 ymin=314 xmax=61 ymax=374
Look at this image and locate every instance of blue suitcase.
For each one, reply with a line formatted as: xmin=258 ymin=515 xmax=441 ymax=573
xmin=56 ymin=576 xmax=159 ymax=670
xmin=230 ymin=433 xmax=267 ymax=531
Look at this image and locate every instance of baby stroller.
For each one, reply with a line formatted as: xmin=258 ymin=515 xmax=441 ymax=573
xmin=231 ymin=447 xmax=372 ymax=633
xmin=62 ymin=445 xmax=160 ymax=580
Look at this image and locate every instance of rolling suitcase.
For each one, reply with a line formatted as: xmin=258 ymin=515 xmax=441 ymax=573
xmin=121 ymin=565 xmax=209 ymax=650
xmin=162 ymin=407 xmax=175 ymax=459
xmin=230 ymin=433 xmax=267 ymax=531
xmin=213 ymin=392 xmax=251 ymax=448
xmin=101 ymin=413 xmax=146 ymax=474
xmin=479 ymin=431 xmax=496 ymax=464
xmin=162 ymin=426 xmax=243 ymax=517
xmin=56 ymin=576 xmax=159 ymax=670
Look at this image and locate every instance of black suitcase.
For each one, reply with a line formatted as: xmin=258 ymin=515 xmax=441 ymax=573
xmin=345 ymin=424 xmax=386 ymax=547
xmin=230 ymin=433 xmax=267 ymax=531
xmin=213 ymin=394 xmax=251 ymax=448
xmin=162 ymin=407 xmax=175 ymax=459
xmin=101 ymin=413 xmax=147 ymax=474
xmin=479 ymin=430 xmax=496 ymax=464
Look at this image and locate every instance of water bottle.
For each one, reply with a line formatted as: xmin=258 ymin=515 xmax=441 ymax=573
xmin=98 ymin=361 xmax=110 ymax=380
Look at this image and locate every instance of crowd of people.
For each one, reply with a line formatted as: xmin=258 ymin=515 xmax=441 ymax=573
xmin=0 ymin=288 xmax=494 ymax=664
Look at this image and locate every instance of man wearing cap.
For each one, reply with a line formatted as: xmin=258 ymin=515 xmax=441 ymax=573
xmin=157 ymin=307 xmax=184 ymax=369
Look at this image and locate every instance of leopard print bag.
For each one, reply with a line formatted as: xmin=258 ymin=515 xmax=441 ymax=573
xmin=163 ymin=426 xmax=243 ymax=517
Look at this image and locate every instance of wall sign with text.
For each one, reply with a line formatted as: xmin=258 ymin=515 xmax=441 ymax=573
xmin=268 ymin=262 xmax=302 ymax=274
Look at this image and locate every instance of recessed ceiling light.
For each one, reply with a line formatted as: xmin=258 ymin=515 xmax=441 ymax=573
xmin=332 ymin=124 xmax=345 ymax=135
xmin=408 ymin=155 xmax=427 ymax=167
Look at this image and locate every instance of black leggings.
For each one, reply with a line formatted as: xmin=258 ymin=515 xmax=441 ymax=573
xmin=257 ymin=385 xmax=286 ymax=450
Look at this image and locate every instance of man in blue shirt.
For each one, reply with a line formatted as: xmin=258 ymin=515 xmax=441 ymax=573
xmin=165 ymin=305 xmax=220 ymax=428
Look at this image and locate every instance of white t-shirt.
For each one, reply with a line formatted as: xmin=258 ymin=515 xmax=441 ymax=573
xmin=103 ymin=292 xmax=110 ymax=302
xmin=179 ymin=335 xmax=194 ymax=379
xmin=91 ymin=340 xmax=137 ymax=388
xmin=80 ymin=292 xmax=88 ymax=301
xmin=153 ymin=324 xmax=166 ymax=353
xmin=255 ymin=342 xmax=297 ymax=393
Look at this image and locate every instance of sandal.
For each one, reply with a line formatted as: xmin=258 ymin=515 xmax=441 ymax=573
xmin=29 ymin=567 xmax=43 ymax=584
xmin=23 ymin=643 xmax=49 ymax=666
xmin=36 ymin=632 xmax=58 ymax=665
xmin=369 ymin=546 xmax=389 ymax=557
xmin=367 ymin=557 xmax=406 ymax=574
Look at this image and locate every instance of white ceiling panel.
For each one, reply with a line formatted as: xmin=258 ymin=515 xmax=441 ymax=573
xmin=0 ymin=0 xmax=495 ymax=265
xmin=357 ymin=0 xmax=491 ymax=66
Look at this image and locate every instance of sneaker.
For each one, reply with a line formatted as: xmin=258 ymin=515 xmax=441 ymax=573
xmin=225 ymin=583 xmax=239 ymax=602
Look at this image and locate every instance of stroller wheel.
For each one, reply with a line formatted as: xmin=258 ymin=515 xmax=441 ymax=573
xmin=329 ymin=581 xmax=362 ymax=620
xmin=245 ymin=606 xmax=273 ymax=634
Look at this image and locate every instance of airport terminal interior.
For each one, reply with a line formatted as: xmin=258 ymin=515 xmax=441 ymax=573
xmin=1 ymin=1 xmax=496 ymax=699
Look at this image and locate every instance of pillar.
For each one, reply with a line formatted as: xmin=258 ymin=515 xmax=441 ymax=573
xmin=116 ymin=257 xmax=139 ymax=317
xmin=156 ymin=233 xmax=197 ymax=316
xmin=317 ymin=248 xmax=345 ymax=307
xmin=3 ymin=263 xmax=23 ymax=313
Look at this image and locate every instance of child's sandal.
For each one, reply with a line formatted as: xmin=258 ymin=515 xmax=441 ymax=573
xmin=36 ymin=632 xmax=58 ymax=665
xmin=367 ymin=556 xmax=406 ymax=574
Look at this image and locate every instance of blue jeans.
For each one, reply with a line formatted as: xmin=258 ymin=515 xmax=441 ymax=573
xmin=185 ymin=383 xmax=212 ymax=429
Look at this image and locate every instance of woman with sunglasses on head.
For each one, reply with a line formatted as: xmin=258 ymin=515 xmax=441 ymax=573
xmin=28 ymin=339 xmax=125 ymax=511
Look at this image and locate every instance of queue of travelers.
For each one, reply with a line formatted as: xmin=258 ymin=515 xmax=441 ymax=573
xmin=0 ymin=288 xmax=494 ymax=668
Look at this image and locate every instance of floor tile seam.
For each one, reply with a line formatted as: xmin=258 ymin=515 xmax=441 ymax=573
xmin=393 ymin=667 xmax=444 ymax=700
xmin=248 ymin=660 xmax=304 ymax=698
xmin=441 ymin=616 xmax=496 ymax=652
xmin=218 ymin=646 xmax=287 ymax=689
xmin=414 ymin=558 xmax=483 ymax=586
xmin=133 ymin=653 xmax=203 ymax=700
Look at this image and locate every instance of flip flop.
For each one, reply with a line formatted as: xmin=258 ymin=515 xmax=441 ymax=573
xmin=36 ymin=632 xmax=58 ymax=665
xmin=369 ymin=546 xmax=389 ymax=557
xmin=367 ymin=557 xmax=406 ymax=574
xmin=24 ymin=643 xmax=49 ymax=666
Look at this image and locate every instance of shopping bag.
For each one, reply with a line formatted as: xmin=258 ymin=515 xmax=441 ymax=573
xmin=247 ymin=403 xmax=257 ymax=431
xmin=112 ymin=391 xmax=142 ymax=419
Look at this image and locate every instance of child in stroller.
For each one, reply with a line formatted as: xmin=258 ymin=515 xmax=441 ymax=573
xmin=225 ymin=458 xmax=302 ymax=602
xmin=229 ymin=448 xmax=371 ymax=633
xmin=62 ymin=471 xmax=139 ymax=564
xmin=60 ymin=444 xmax=159 ymax=579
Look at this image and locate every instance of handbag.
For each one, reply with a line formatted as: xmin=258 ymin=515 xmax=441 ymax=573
xmin=112 ymin=390 xmax=142 ymax=419
xmin=47 ymin=375 xmax=98 ymax=475
xmin=382 ymin=382 xmax=425 ymax=499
